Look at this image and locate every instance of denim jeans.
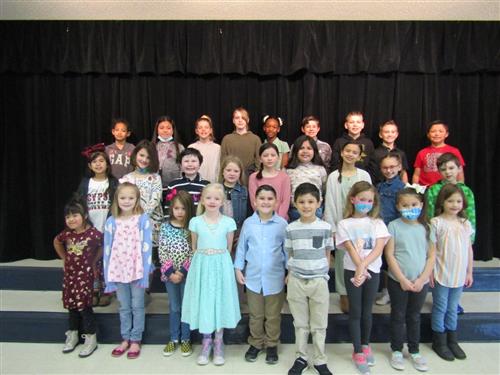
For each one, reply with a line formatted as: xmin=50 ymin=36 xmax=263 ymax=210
xmin=116 ymin=281 xmax=145 ymax=342
xmin=431 ymin=281 xmax=463 ymax=332
xmin=165 ymin=280 xmax=190 ymax=342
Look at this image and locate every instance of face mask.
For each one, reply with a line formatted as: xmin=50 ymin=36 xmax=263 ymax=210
xmin=400 ymin=207 xmax=422 ymax=220
xmin=354 ymin=202 xmax=373 ymax=214
xmin=158 ymin=136 xmax=173 ymax=142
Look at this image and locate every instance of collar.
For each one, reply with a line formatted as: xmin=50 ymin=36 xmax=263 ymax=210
xmin=181 ymin=173 xmax=201 ymax=182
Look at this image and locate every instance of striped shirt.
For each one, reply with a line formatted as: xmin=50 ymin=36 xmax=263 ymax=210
xmin=431 ymin=216 xmax=473 ymax=288
xmin=285 ymin=218 xmax=333 ymax=280
xmin=163 ymin=173 xmax=209 ymax=216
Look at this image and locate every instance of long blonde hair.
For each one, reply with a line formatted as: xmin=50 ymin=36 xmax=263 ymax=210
xmin=219 ymin=155 xmax=246 ymax=186
xmin=197 ymin=183 xmax=226 ymax=216
xmin=110 ymin=182 xmax=144 ymax=217
xmin=344 ymin=181 xmax=380 ymax=219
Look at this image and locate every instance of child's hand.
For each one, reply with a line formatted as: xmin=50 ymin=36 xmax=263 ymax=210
xmin=400 ymin=278 xmax=415 ymax=292
xmin=169 ymin=273 xmax=182 ymax=284
xmin=235 ymin=269 xmax=245 ymax=285
xmin=285 ymin=275 xmax=289 ymax=285
xmin=464 ymin=272 xmax=474 ymax=288
xmin=429 ymin=271 xmax=435 ymax=288
xmin=354 ymin=264 xmax=367 ymax=281
xmin=412 ymin=278 xmax=424 ymax=292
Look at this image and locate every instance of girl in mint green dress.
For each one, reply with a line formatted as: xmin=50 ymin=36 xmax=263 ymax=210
xmin=182 ymin=183 xmax=241 ymax=366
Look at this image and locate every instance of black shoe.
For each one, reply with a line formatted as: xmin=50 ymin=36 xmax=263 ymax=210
xmin=457 ymin=304 xmax=464 ymax=315
xmin=265 ymin=346 xmax=279 ymax=364
xmin=447 ymin=330 xmax=467 ymax=359
xmin=312 ymin=364 xmax=333 ymax=375
xmin=288 ymin=357 xmax=309 ymax=375
xmin=432 ymin=331 xmax=454 ymax=361
xmin=245 ymin=345 xmax=262 ymax=362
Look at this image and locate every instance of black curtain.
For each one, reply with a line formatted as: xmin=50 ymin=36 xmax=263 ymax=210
xmin=1 ymin=21 xmax=499 ymax=261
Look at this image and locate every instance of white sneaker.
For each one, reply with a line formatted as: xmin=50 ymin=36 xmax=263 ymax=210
xmin=390 ymin=351 xmax=405 ymax=371
xmin=410 ymin=353 xmax=429 ymax=372
xmin=376 ymin=289 xmax=390 ymax=305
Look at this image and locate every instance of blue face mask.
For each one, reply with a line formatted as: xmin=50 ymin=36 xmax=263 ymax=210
xmin=354 ymin=202 xmax=373 ymax=214
xmin=158 ymin=136 xmax=173 ymax=142
xmin=400 ymin=207 xmax=422 ymax=220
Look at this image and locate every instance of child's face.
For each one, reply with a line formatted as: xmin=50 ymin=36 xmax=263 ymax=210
xmin=443 ymin=192 xmax=463 ymax=216
xmin=301 ymin=120 xmax=320 ymax=138
xmin=233 ymin=111 xmax=248 ymax=132
xmin=397 ymin=194 xmax=423 ymax=212
xmin=202 ymin=189 xmax=223 ymax=212
xmin=171 ymin=201 xmax=186 ymax=222
xmin=181 ymin=155 xmax=201 ymax=178
xmin=89 ymin=155 xmax=107 ymax=176
xmin=135 ymin=148 xmax=151 ymax=169
xmin=65 ymin=212 xmax=85 ymax=231
xmin=157 ymin=121 xmax=174 ymax=139
xmin=195 ymin=120 xmax=213 ymax=141
xmin=260 ymin=147 xmax=279 ymax=170
xmin=255 ymin=190 xmax=277 ymax=217
xmin=427 ymin=124 xmax=448 ymax=146
xmin=297 ymin=140 xmax=314 ymax=164
xmin=294 ymin=193 xmax=321 ymax=221
xmin=350 ymin=190 xmax=375 ymax=214
xmin=223 ymin=162 xmax=241 ymax=185
xmin=438 ymin=161 xmax=461 ymax=183
xmin=380 ymin=157 xmax=402 ymax=180
xmin=345 ymin=115 xmax=364 ymax=137
xmin=340 ymin=144 xmax=362 ymax=165
xmin=379 ymin=124 xmax=399 ymax=145
xmin=111 ymin=122 xmax=130 ymax=142
xmin=117 ymin=187 xmax=138 ymax=214
xmin=263 ymin=119 xmax=280 ymax=139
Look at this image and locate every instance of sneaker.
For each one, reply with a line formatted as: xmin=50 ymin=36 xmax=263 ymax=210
xmin=265 ymin=346 xmax=279 ymax=365
xmin=197 ymin=338 xmax=212 ymax=365
xmin=362 ymin=345 xmax=375 ymax=366
xmin=62 ymin=330 xmax=79 ymax=353
xmin=213 ymin=339 xmax=225 ymax=366
xmin=312 ymin=363 xmax=333 ymax=375
xmin=180 ymin=340 xmax=193 ymax=357
xmin=375 ymin=289 xmax=390 ymax=305
xmin=390 ymin=351 xmax=405 ymax=371
xmin=245 ymin=345 xmax=262 ymax=362
xmin=410 ymin=353 xmax=429 ymax=372
xmin=288 ymin=357 xmax=309 ymax=375
xmin=352 ymin=352 xmax=370 ymax=375
xmin=163 ymin=341 xmax=177 ymax=357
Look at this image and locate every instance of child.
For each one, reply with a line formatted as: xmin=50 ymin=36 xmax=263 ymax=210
xmin=248 ymin=143 xmax=291 ymax=220
xmin=300 ymin=115 xmax=332 ymax=172
xmin=103 ymin=182 xmax=153 ymax=359
xmin=105 ymin=118 xmax=135 ymax=180
xmin=262 ymin=115 xmax=290 ymax=169
xmin=152 ymin=115 xmax=185 ymax=188
xmin=188 ymin=115 xmax=221 ymax=182
xmin=234 ymin=185 xmax=288 ymax=364
xmin=385 ymin=188 xmax=436 ymax=372
xmin=412 ymin=120 xmax=465 ymax=186
xmin=286 ymin=135 xmax=327 ymax=221
xmin=375 ymin=152 xmax=406 ymax=306
xmin=53 ymin=195 xmax=102 ymax=358
xmin=159 ymin=190 xmax=195 ymax=357
xmin=323 ymin=141 xmax=372 ymax=314
xmin=336 ymin=181 xmax=390 ymax=375
xmin=286 ymin=183 xmax=333 ymax=375
xmin=163 ymin=148 xmax=210 ymax=215
xmin=331 ymin=111 xmax=374 ymax=171
xmin=120 ymin=140 xmax=163 ymax=246
xmin=78 ymin=146 xmax=118 ymax=307
xmin=220 ymin=107 xmax=261 ymax=177
xmin=430 ymin=184 xmax=474 ymax=361
xmin=367 ymin=120 xmax=409 ymax=185
xmin=181 ymin=183 xmax=241 ymax=366
xmin=220 ymin=155 xmax=248 ymax=229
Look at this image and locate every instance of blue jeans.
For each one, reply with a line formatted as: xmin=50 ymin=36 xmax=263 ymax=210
xmin=288 ymin=206 xmax=323 ymax=222
xmin=164 ymin=280 xmax=190 ymax=342
xmin=116 ymin=281 xmax=145 ymax=342
xmin=431 ymin=281 xmax=463 ymax=332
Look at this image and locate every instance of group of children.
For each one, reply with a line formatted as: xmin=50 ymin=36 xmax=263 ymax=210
xmin=53 ymin=108 xmax=475 ymax=375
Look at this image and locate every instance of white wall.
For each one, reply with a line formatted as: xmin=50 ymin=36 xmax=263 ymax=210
xmin=1 ymin=0 xmax=499 ymax=20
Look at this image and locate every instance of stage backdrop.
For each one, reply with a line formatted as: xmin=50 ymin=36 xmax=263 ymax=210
xmin=1 ymin=21 xmax=499 ymax=261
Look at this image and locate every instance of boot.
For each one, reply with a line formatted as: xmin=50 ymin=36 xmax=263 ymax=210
xmin=62 ymin=330 xmax=79 ymax=353
xmin=340 ymin=295 xmax=349 ymax=314
xmin=447 ymin=330 xmax=466 ymax=359
xmin=79 ymin=333 xmax=98 ymax=358
xmin=432 ymin=331 xmax=454 ymax=361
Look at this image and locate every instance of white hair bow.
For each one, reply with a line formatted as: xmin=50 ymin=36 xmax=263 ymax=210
xmin=405 ymin=183 xmax=427 ymax=194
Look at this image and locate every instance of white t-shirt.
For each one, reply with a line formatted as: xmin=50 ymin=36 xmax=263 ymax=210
xmin=335 ymin=216 xmax=390 ymax=273
xmin=87 ymin=178 xmax=110 ymax=233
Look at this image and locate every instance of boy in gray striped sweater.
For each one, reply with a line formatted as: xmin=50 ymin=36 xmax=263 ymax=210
xmin=285 ymin=183 xmax=333 ymax=375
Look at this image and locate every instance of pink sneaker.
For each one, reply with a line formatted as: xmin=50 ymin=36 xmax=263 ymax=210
xmin=362 ymin=345 xmax=375 ymax=366
xmin=352 ymin=352 xmax=370 ymax=375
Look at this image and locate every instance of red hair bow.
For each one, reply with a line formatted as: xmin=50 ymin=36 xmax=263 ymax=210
xmin=166 ymin=188 xmax=178 ymax=202
xmin=81 ymin=143 xmax=105 ymax=160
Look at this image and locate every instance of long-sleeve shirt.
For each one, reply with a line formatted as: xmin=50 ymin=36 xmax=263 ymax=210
xmin=248 ymin=170 xmax=291 ymax=220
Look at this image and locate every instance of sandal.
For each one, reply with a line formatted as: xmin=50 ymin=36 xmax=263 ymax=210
xmin=111 ymin=341 xmax=130 ymax=357
xmin=127 ymin=341 xmax=141 ymax=359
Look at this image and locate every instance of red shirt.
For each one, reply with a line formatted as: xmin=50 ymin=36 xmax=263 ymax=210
xmin=413 ymin=144 xmax=465 ymax=186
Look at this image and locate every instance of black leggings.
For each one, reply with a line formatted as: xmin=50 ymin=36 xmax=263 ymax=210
xmin=344 ymin=270 xmax=380 ymax=353
xmin=68 ymin=307 xmax=96 ymax=334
